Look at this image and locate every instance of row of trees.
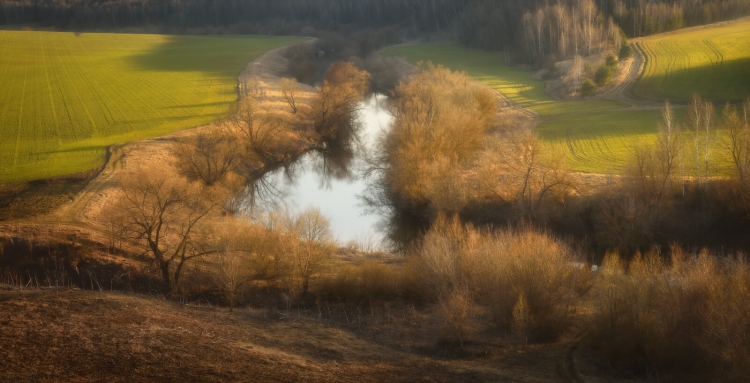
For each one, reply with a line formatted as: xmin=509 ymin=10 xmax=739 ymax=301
xmin=3 ymin=0 xmax=748 ymax=63
xmin=627 ymin=97 xmax=750 ymax=210
xmin=0 ymin=0 xmax=459 ymax=32
xmin=609 ymin=0 xmax=750 ymax=37
xmin=519 ymin=0 xmax=622 ymax=62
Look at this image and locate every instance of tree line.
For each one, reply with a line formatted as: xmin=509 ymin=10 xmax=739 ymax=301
xmin=2 ymin=0 xmax=748 ymax=63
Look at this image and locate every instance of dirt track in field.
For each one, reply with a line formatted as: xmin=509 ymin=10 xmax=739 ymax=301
xmin=31 ymin=44 xmax=318 ymax=232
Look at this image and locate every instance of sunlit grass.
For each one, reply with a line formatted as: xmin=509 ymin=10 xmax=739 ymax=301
xmin=633 ymin=19 xmax=750 ymax=102
xmin=382 ymin=43 xmax=737 ymax=174
xmin=0 ymin=31 xmax=305 ymax=182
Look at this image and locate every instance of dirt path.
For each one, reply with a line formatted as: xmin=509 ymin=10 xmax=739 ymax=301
xmin=32 ymin=42 xmax=318 ymax=232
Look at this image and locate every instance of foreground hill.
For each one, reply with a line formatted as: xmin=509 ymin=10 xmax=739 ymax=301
xmin=0 ymin=32 xmax=304 ymax=182
xmin=0 ymin=288 xmax=642 ymax=383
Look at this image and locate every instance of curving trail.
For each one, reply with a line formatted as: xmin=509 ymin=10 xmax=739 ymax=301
xmin=28 ymin=42 xmax=317 ymax=233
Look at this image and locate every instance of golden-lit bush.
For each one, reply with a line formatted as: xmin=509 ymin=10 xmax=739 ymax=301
xmin=315 ymin=261 xmax=404 ymax=304
xmin=589 ymin=249 xmax=750 ymax=381
xmin=414 ymin=215 xmax=582 ymax=343
xmin=379 ymin=62 xmax=497 ymax=213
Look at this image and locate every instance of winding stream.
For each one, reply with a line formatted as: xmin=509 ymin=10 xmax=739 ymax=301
xmin=253 ymin=94 xmax=392 ymax=247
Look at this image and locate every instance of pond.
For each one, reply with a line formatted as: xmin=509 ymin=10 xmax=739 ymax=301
xmin=252 ymin=94 xmax=392 ymax=248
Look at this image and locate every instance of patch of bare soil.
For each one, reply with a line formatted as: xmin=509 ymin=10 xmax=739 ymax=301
xmin=0 ymin=289 xmax=637 ymax=383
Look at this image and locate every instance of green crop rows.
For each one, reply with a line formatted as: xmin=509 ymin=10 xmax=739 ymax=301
xmin=633 ymin=19 xmax=750 ymax=103
xmin=0 ymin=31 xmax=304 ymax=182
xmin=383 ymin=27 xmax=742 ymax=175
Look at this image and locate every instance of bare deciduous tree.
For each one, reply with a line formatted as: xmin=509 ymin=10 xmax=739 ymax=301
xmin=114 ymin=171 xmax=221 ymax=294
xmin=228 ymin=97 xmax=286 ymax=160
xmin=723 ymin=99 xmax=750 ymax=190
xmin=212 ymin=219 xmax=287 ymax=310
xmin=308 ymin=61 xmax=370 ymax=139
xmin=280 ymin=77 xmax=299 ymax=113
xmin=173 ymin=133 xmax=241 ymax=187
xmin=286 ymin=208 xmax=334 ymax=296
xmin=626 ymin=101 xmax=684 ymax=210
xmin=688 ymin=94 xmax=715 ymax=188
xmin=495 ymin=129 xmax=573 ymax=215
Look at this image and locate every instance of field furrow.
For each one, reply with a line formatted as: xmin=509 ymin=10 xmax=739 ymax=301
xmin=383 ymin=19 xmax=748 ymax=174
xmin=0 ymin=32 xmax=305 ymax=182
xmin=632 ymin=19 xmax=750 ymax=102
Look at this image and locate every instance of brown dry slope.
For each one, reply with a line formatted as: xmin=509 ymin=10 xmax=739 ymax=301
xmin=0 ymin=289 xmax=642 ymax=383
xmin=0 ymin=290 xmax=510 ymax=383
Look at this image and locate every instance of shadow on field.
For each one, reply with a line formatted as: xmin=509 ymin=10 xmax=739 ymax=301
xmin=634 ymin=57 xmax=750 ymax=103
xmin=128 ymin=35 xmax=302 ymax=79
xmin=129 ymin=35 xmax=241 ymax=77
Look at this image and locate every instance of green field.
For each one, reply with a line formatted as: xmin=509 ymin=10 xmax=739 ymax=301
xmin=633 ymin=19 xmax=750 ymax=102
xmin=0 ymin=31 xmax=304 ymax=182
xmin=383 ymin=45 xmax=624 ymax=117
xmin=383 ymin=35 xmax=738 ymax=174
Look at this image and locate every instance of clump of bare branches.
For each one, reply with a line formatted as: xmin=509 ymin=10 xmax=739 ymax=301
xmin=109 ymin=170 xmax=224 ymax=294
xmin=172 ymin=132 xmax=242 ymax=187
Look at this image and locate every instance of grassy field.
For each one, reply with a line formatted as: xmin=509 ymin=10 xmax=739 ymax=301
xmin=383 ymin=45 xmax=624 ymax=117
xmin=633 ymin=19 xmax=750 ymax=103
xmin=383 ymin=38 xmax=737 ymax=174
xmin=0 ymin=31 xmax=304 ymax=182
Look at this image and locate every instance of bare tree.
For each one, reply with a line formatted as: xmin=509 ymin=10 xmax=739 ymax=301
xmin=280 ymin=77 xmax=299 ymax=113
xmin=627 ymin=101 xmax=683 ymax=210
xmin=172 ymin=133 xmax=241 ymax=187
xmin=723 ymin=99 xmax=750 ymax=190
xmin=228 ymin=97 xmax=286 ymax=160
xmin=307 ymin=62 xmax=370 ymax=140
xmin=655 ymin=101 xmax=682 ymax=206
xmin=572 ymin=55 xmax=583 ymax=92
xmin=114 ymin=170 xmax=221 ymax=294
xmin=496 ymin=129 xmax=573 ymax=215
xmin=212 ymin=219 xmax=287 ymax=311
xmin=286 ymin=208 xmax=334 ymax=296
xmin=688 ymin=94 xmax=715 ymax=188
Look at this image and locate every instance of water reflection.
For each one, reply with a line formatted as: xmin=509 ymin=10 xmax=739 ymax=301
xmin=245 ymin=94 xmax=392 ymax=247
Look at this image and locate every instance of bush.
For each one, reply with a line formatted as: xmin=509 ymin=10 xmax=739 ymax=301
xmin=594 ymin=64 xmax=613 ymax=86
xmin=315 ymin=261 xmax=404 ymax=304
xmin=589 ymin=249 xmax=750 ymax=381
xmin=415 ymin=216 xmax=583 ymax=343
xmin=619 ymin=43 xmax=633 ymax=60
xmin=606 ymin=54 xmax=618 ymax=69
xmin=584 ymin=62 xmax=595 ymax=77
xmin=580 ymin=79 xmax=596 ymax=96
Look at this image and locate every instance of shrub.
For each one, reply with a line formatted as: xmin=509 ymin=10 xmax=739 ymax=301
xmin=594 ymin=64 xmax=613 ymax=86
xmin=606 ymin=54 xmax=618 ymax=69
xmin=378 ymin=63 xmax=496 ymax=213
xmin=588 ymin=249 xmax=750 ymax=381
xmin=580 ymin=79 xmax=596 ymax=96
xmin=315 ymin=261 xmax=404 ymax=304
xmin=619 ymin=43 xmax=633 ymax=60
xmin=415 ymin=216 xmax=582 ymax=343
xmin=584 ymin=62 xmax=595 ymax=77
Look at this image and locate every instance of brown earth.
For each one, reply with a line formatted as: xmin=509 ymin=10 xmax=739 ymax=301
xmin=0 ymin=288 xmax=638 ymax=383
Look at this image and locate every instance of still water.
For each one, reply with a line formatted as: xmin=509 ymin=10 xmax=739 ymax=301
xmin=254 ymin=94 xmax=392 ymax=247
